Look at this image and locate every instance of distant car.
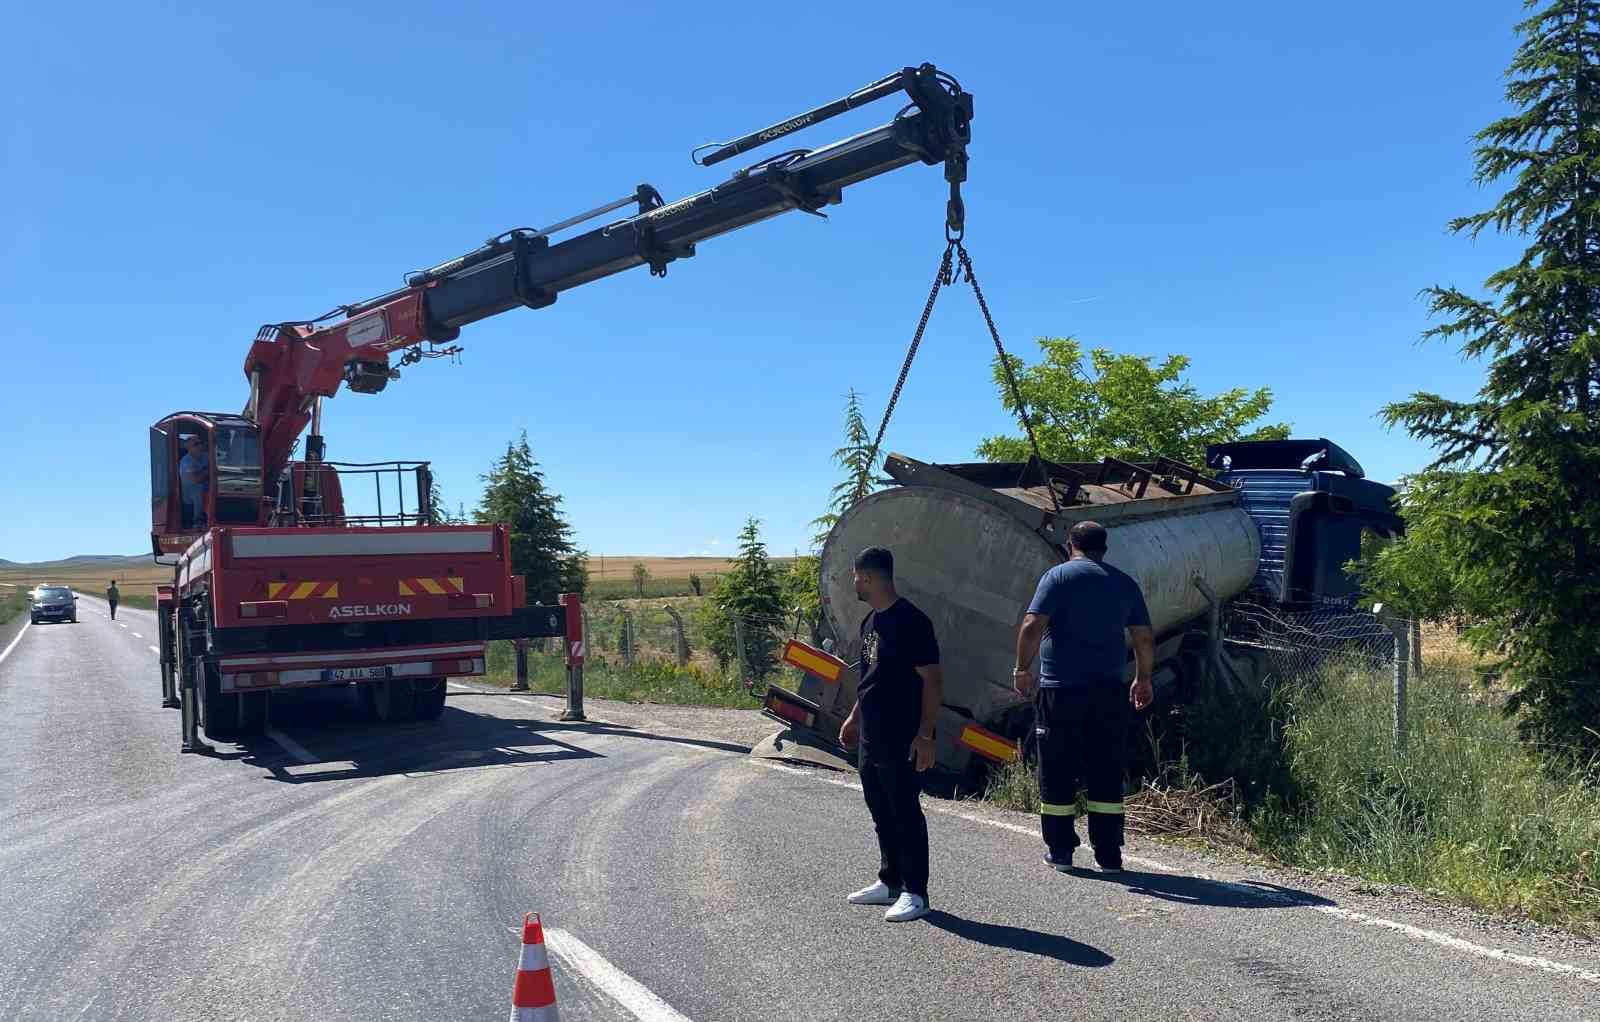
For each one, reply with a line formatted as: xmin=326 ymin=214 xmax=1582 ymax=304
xmin=30 ymin=585 xmax=77 ymax=625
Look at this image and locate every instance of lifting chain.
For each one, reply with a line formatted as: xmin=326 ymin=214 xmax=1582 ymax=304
xmin=857 ymin=233 xmax=1059 ymax=515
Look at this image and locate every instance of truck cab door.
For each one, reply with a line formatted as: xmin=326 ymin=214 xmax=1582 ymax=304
xmin=149 ymin=426 xmax=173 ymax=555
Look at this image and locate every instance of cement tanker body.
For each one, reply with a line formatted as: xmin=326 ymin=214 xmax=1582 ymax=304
xmin=759 ymin=439 xmax=1402 ymax=780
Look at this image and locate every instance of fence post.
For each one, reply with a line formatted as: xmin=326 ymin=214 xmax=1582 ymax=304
xmin=734 ymin=616 xmax=749 ymax=690
xmin=621 ymin=611 xmax=635 ymax=667
xmin=1376 ymin=604 xmax=1409 ymax=754
xmin=663 ymin=605 xmax=690 ymax=666
xmin=510 ymin=639 xmax=530 ymax=691
xmin=559 ymin=593 xmax=586 ymax=722
xmin=1409 ymin=617 xmax=1423 ymax=681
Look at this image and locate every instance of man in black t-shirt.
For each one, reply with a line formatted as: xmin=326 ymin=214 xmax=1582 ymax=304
xmin=838 ymin=546 xmax=942 ymax=923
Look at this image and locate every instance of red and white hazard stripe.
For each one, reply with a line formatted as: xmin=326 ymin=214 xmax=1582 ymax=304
xmin=511 ymin=913 xmax=559 ymax=1021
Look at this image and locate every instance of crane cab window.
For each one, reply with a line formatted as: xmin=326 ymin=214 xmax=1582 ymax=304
xmin=212 ymin=424 xmax=263 ymax=525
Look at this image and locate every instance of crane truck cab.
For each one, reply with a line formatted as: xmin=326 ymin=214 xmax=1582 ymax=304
xmin=149 ymin=412 xmax=265 ymax=555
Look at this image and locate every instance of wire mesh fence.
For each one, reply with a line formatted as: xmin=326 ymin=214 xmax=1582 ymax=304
xmin=523 ymin=602 xmax=818 ymax=700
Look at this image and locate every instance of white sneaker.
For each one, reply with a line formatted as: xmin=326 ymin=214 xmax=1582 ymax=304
xmin=884 ymin=892 xmax=929 ymax=922
xmin=847 ymin=880 xmax=900 ymax=905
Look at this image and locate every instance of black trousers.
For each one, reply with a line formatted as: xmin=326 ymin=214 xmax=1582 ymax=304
xmin=1036 ymin=684 xmax=1129 ymax=858
xmin=860 ymin=751 xmax=929 ymax=897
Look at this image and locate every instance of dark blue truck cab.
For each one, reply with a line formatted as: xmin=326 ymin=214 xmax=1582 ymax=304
xmin=1206 ymin=438 xmax=1404 ymax=607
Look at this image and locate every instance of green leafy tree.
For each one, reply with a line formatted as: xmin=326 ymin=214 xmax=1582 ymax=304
xmin=631 ymin=561 xmax=651 ymax=597
xmin=475 ymin=432 xmax=587 ymax=603
xmin=1365 ymin=0 xmax=1600 ymax=756
xmin=811 ymin=389 xmax=881 ymax=546
xmin=782 ymin=554 xmax=822 ymax=623
xmin=979 ymin=338 xmax=1289 ymax=467
xmin=697 ymin=518 xmax=786 ymax=675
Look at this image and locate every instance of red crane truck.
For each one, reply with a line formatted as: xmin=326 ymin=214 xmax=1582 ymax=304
xmin=149 ymin=64 xmax=974 ymax=753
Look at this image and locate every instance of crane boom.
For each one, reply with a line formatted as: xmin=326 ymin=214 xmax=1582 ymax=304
xmin=243 ymin=63 xmax=972 ymax=485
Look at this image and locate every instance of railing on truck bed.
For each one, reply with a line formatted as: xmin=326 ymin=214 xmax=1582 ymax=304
xmin=271 ymin=460 xmax=437 ymax=528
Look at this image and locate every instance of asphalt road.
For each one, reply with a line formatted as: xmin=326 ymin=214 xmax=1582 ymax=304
xmin=2 ymin=594 xmax=1597 ymax=1021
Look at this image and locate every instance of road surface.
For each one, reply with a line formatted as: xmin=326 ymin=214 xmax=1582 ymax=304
xmin=2 ymin=594 xmax=1596 ymax=1021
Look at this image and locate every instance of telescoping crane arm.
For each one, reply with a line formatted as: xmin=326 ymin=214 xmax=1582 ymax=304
xmin=244 ymin=63 xmax=973 ymax=484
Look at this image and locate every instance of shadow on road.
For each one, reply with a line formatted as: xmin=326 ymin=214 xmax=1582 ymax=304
xmin=925 ymin=911 xmax=1114 ymax=967
xmin=227 ymin=687 xmax=752 ymax=783
xmin=1073 ymin=868 xmax=1334 ymax=910
xmin=234 ymin=693 xmax=602 ymax=783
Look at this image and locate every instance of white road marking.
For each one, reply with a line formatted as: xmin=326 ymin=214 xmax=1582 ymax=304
xmin=0 ymin=622 xmax=32 ymax=667
xmin=131 ymin=632 xmax=143 ymax=639
xmin=446 ymin=681 xmax=545 ymax=709
xmin=149 ymin=646 xmax=161 ymax=654
xmin=750 ymin=760 xmax=1600 ymax=985
xmin=265 ymin=727 xmax=318 ymax=765
xmin=118 ymin=623 xmax=127 ymax=629
xmin=544 ymin=928 xmax=695 ymax=1022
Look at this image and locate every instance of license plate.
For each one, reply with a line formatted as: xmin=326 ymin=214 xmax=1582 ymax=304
xmin=325 ymin=665 xmax=391 ymax=682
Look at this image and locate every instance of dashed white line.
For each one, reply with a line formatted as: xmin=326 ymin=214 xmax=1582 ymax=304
xmin=265 ymin=727 xmax=318 ymax=765
xmin=118 ymin=623 xmax=127 ymax=630
xmin=749 ymin=761 xmax=1600 ymax=985
xmin=148 ymin=645 xmax=160 ymax=654
xmin=131 ymin=632 xmax=143 ymax=639
xmin=545 ymin=928 xmax=694 ymax=1021
xmin=0 ymin=622 xmax=32 ymax=666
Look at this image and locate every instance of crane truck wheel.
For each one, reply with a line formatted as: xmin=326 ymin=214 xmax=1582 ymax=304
xmin=199 ymin=663 xmax=267 ymax=740
xmin=412 ymin=678 xmax=446 ymax=721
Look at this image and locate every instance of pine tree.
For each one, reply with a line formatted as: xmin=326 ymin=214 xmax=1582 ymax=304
xmin=1369 ymin=0 xmax=1600 ymax=756
xmin=811 ymin=389 xmax=881 ymax=547
xmin=475 ymin=432 xmax=587 ymax=603
xmin=426 ymin=478 xmax=447 ymax=525
xmin=698 ymin=518 xmax=786 ymax=675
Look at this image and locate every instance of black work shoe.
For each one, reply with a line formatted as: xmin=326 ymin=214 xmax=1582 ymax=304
xmin=1093 ymin=855 xmax=1123 ymax=874
xmin=1043 ymin=850 xmax=1074 ymax=873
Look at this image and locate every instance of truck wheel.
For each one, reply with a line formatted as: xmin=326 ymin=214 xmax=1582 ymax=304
xmin=413 ymin=678 xmax=446 ymax=721
xmin=361 ymin=679 xmax=418 ymax=723
xmin=200 ymin=663 xmax=239 ymax=741
xmin=199 ymin=664 xmax=266 ymax=739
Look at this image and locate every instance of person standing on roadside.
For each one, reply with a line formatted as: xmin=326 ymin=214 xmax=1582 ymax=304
xmin=838 ymin=546 xmax=943 ymax=923
xmin=106 ymin=580 xmax=120 ymax=620
xmin=1013 ymin=521 xmax=1155 ymax=874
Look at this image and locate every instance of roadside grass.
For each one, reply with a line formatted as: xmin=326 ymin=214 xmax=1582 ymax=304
xmin=479 ymin=640 xmax=759 ymax=709
xmin=0 ymin=589 xmax=28 ymax=627
xmin=982 ymin=662 xmax=1600 ymax=932
xmin=1258 ymin=662 xmax=1600 ymax=931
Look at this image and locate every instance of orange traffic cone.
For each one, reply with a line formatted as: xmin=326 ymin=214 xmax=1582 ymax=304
xmin=510 ymin=913 xmax=559 ymax=1022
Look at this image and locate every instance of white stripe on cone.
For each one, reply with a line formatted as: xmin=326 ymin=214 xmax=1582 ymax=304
xmin=518 ymin=943 xmax=550 ymax=972
xmin=511 ymin=913 xmax=559 ymax=1022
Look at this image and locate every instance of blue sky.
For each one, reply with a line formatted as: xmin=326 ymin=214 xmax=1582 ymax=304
xmin=4 ymin=1 xmax=1527 ymax=562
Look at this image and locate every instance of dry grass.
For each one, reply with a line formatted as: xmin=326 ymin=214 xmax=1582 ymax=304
xmin=0 ymin=564 xmax=171 ymax=598
xmin=982 ymin=758 xmax=1254 ymax=846
xmin=0 ymin=554 xmax=790 ymax=599
xmin=583 ymin=556 xmax=738 ymax=583
xmin=1418 ymin=620 xmax=1486 ymax=674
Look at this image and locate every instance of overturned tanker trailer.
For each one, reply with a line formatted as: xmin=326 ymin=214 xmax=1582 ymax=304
xmin=757 ymin=439 xmax=1401 ymax=783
